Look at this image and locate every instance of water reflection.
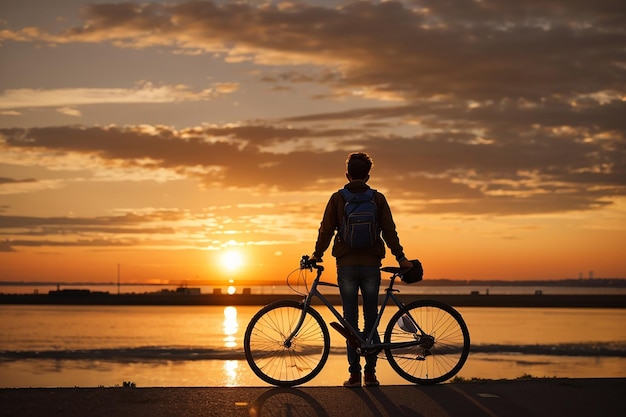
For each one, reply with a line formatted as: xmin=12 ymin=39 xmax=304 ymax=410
xmin=222 ymin=307 xmax=241 ymax=385
xmin=2 ymin=305 xmax=624 ymax=388
xmin=223 ymin=360 xmax=239 ymax=386
xmin=223 ymin=306 xmax=238 ymax=348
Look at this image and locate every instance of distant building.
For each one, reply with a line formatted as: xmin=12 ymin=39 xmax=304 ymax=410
xmin=175 ymin=287 xmax=201 ymax=295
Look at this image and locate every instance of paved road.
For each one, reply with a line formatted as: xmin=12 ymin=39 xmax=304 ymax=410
xmin=1 ymin=378 xmax=624 ymax=417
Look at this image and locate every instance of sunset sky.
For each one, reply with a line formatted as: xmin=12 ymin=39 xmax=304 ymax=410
xmin=1 ymin=0 xmax=624 ymax=285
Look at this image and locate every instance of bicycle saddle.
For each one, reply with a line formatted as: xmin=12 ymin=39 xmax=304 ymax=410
xmin=382 ymin=260 xmax=423 ymax=283
xmin=381 ymin=266 xmax=407 ymax=273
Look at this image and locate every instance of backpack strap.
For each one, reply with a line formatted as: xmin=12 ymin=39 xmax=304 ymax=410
xmin=339 ymin=188 xmax=351 ymax=200
xmin=339 ymin=187 xmax=376 ymax=199
xmin=339 ymin=188 xmax=377 ymax=218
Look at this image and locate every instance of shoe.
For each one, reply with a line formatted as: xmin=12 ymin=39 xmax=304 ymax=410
xmin=343 ymin=373 xmax=361 ymax=388
xmin=364 ymin=373 xmax=379 ymax=387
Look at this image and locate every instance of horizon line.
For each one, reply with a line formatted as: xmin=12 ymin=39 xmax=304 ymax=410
xmin=1 ymin=277 xmax=625 ymax=287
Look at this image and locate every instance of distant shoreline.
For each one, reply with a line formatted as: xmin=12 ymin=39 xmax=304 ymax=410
xmin=1 ymin=277 xmax=625 ymax=287
xmin=1 ymin=292 xmax=624 ymax=308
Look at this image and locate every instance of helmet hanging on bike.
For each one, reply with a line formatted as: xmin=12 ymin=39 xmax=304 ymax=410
xmin=400 ymin=259 xmax=423 ymax=284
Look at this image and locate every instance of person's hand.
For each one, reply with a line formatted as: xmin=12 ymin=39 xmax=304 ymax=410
xmin=309 ymin=255 xmax=322 ymax=263
xmin=399 ymin=259 xmax=413 ymax=269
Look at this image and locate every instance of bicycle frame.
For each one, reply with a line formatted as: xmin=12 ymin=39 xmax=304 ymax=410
xmin=286 ymin=264 xmax=427 ymax=354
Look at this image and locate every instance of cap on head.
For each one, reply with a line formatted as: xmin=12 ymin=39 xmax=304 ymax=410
xmin=346 ymin=152 xmax=373 ymax=180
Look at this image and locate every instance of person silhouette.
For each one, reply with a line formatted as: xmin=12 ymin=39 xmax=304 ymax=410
xmin=310 ymin=152 xmax=413 ymax=387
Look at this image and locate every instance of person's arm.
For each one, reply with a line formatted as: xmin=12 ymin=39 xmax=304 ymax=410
xmin=378 ymin=193 xmax=412 ymax=267
xmin=312 ymin=193 xmax=339 ymax=260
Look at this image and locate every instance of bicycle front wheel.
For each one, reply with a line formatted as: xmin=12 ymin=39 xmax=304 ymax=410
xmin=244 ymin=300 xmax=330 ymax=386
xmin=384 ymin=299 xmax=470 ymax=384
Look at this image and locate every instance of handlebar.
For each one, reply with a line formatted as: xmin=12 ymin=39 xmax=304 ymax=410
xmin=300 ymin=255 xmax=324 ymax=272
xmin=301 ymin=255 xmax=411 ymax=276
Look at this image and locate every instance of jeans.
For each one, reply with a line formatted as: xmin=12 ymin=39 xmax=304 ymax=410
xmin=337 ymin=265 xmax=381 ymax=375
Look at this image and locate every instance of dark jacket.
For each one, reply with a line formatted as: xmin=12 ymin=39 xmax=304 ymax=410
xmin=313 ymin=180 xmax=406 ymax=267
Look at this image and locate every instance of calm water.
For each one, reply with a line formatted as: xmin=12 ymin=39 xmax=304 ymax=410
xmin=1 ymin=305 xmax=625 ymax=388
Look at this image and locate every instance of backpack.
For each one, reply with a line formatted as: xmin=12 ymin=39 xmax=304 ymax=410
xmin=339 ymin=188 xmax=379 ymax=249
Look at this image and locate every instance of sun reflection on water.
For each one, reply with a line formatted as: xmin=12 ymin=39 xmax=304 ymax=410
xmin=223 ymin=306 xmax=238 ymax=348
xmin=223 ymin=360 xmax=239 ymax=386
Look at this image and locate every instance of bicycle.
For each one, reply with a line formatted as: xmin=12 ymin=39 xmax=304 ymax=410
xmin=244 ymin=255 xmax=470 ymax=386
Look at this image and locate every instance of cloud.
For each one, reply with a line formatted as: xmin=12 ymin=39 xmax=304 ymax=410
xmin=2 ymin=1 xmax=623 ymax=103
xmin=0 ymin=176 xmax=57 ymax=195
xmin=0 ymin=1 xmax=623 ymax=218
xmin=0 ymin=203 xmax=317 ymax=251
xmin=57 ymin=107 xmax=82 ymax=117
xmin=0 ymin=240 xmax=16 ymax=252
xmin=0 ymin=177 xmax=37 ymax=185
xmin=0 ymin=81 xmax=239 ymax=109
xmin=0 ymin=210 xmax=191 ymax=251
xmin=0 ymin=110 xmax=21 ymax=116
xmin=1 ymin=121 xmax=623 ymax=216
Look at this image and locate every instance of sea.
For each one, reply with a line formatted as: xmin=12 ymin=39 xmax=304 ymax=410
xmin=1 ymin=283 xmax=625 ymax=388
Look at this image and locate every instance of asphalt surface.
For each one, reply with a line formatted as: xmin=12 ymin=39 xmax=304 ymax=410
xmin=1 ymin=378 xmax=624 ymax=417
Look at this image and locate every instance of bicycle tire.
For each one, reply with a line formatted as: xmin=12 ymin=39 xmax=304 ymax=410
xmin=384 ymin=299 xmax=470 ymax=384
xmin=244 ymin=300 xmax=330 ymax=386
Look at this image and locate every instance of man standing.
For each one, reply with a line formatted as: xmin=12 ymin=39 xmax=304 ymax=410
xmin=310 ymin=152 xmax=413 ymax=387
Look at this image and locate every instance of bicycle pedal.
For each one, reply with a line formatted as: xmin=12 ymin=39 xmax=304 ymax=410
xmin=416 ymin=349 xmax=432 ymax=361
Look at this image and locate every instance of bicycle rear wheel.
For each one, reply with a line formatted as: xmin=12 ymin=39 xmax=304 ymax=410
xmin=384 ymin=299 xmax=470 ymax=384
xmin=244 ymin=300 xmax=330 ymax=386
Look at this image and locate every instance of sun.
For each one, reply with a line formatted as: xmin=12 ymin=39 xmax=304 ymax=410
xmin=220 ymin=250 xmax=244 ymax=273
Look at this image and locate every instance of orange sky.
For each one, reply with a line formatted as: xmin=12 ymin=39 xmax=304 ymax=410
xmin=1 ymin=1 xmax=624 ymax=283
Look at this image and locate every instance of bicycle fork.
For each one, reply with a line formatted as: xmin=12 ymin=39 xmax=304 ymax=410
xmin=283 ymin=299 xmax=313 ymax=349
